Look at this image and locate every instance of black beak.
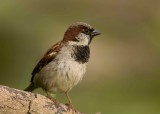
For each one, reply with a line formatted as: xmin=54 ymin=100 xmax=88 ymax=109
xmin=88 ymin=29 xmax=101 ymax=45
xmin=91 ymin=30 xmax=101 ymax=38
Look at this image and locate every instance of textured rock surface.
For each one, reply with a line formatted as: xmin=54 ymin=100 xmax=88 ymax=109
xmin=0 ymin=85 xmax=83 ymax=114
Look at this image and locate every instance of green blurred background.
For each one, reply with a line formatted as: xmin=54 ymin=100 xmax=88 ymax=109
xmin=0 ymin=0 xmax=160 ymax=114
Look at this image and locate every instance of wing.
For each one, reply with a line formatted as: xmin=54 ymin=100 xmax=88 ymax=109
xmin=31 ymin=41 xmax=63 ymax=82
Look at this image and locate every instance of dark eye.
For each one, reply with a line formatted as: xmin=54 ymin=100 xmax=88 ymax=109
xmin=83 ymin=29 xmax=90 ymax=35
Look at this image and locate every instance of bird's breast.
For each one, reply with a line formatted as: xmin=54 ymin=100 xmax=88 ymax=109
xmin=47 ymin=58 xmax=87 ymax=92
xmin=34 ymin=45 xmax=88 ymax=93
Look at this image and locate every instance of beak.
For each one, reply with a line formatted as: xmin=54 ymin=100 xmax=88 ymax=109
xmin=91 ymin=30 xmax=101 ymax=37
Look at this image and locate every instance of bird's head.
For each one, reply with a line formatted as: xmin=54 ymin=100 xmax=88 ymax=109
xmin=63 ymin=22 xmax=101 ymax=46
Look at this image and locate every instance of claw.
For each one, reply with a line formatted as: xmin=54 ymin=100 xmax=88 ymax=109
xmin=65 ymin=103 xmax=77 ymax=114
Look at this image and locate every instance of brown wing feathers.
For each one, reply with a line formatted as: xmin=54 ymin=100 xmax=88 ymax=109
xmin=31 ymin=42 xmax=63 ymax=82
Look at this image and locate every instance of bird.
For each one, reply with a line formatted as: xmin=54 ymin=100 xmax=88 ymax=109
xmin=24 ymin=22 xmax=101 ymax=111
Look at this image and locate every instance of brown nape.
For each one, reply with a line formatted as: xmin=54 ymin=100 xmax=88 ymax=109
xmin=63 ymin=26 xmax=81 ymax=42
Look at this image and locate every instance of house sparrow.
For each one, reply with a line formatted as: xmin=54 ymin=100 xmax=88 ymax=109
xmin=24 ymin=22 xmax=101 ymax=110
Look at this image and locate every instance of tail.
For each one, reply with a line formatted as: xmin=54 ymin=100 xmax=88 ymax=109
xmin=24 ymin=83 xmax=37 ymax=92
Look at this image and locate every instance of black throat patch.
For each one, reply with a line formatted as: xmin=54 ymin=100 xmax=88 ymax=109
xmin=71 ymin=45 xmax=90 ymax=64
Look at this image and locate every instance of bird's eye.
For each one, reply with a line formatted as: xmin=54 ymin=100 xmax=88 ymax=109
xmin=83 ymin=29 xmax=90 ymax=35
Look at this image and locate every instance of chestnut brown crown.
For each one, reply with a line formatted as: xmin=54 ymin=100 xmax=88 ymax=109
xmin=63 ymin=22 xmax=101 ymax=43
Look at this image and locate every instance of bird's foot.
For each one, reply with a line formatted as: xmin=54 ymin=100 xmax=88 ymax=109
xmin=65 ymin=103 xmax=77 ymax=114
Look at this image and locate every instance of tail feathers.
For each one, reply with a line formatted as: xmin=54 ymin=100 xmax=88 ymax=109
xmin=24 ymin=83 xmax=37 ymax=92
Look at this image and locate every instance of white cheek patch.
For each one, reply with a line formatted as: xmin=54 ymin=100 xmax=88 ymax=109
xmin=68 ymin=33 xmax=90 ymax=46
xmin=73 ymin=33 xmax=89 ymax=45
